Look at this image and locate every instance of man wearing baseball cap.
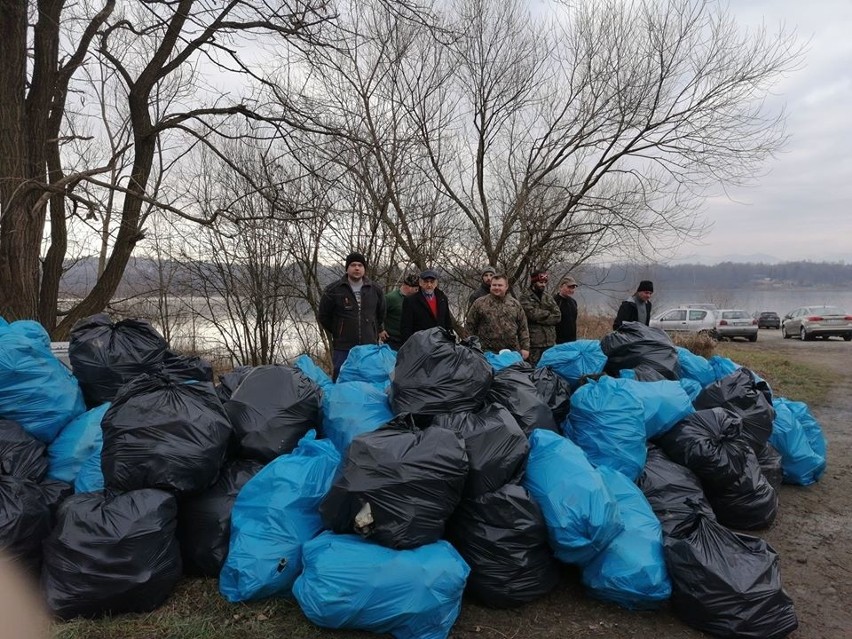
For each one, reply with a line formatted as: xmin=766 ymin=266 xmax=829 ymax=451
xmin=384 ymin=272 xmax=420 ymax=350
xmin=317 ymin=251 xmax=387 ymax=379
xmin=613 ymin=280 xmax=654 ymax=330
xmin=400 ymin=268 xmax=455 ymax=344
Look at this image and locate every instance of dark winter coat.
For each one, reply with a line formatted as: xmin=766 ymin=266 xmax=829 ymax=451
xmin=613 ymin=296 xmax=652 ymax=330
xmin=554 ymin=294 xmax=578 ymax=343
xmin=401 ymin=289 xmax=454 ymax=343
xmin=317 ymin=276 xmax=386 ymax=351
xmin=467 ymin=283 xmax=491 ymax=308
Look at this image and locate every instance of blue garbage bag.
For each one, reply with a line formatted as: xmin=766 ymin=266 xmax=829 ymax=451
xmin=484 ymin=350 xmax=524 ymax=371
xmin=677 ymin=348 xmax=716 ymax=388
xmin=537 ymin=341 xmax=606 ymax=388
xmin=74 ymin=445 xmax=104 ymax=493
xmin=47 ymin=404 xmax=110 ymax=484
xmin=770 ymin=398 xmax=827 ymax=486
xmin=611 ymin=378 xmax=695 ymax=440
xmin=582 ymin=467 xmax=670 ymax=609
xmin=707 ymin=355 xmax=740 ymax=381
xmin=523 ymin=430 xmax=623 ymax=565
xmin=337 ymin=344 xmax=396 ymax=386
xmin=219 ymin=431 xmax=341 ymax=602
xmin=679 ymin=378 xmax=703 ymax=401
xmin=321 ymin=381 xmax=393 ymax=454
xmin=568 ymin=376 xmax=647 ymax=480
xmin=0 ymin=320 xmax=86 ymax=442
xmin=293 ymin=532 xmax=469 ymax=639
xmin=293 ymin=354 xmax=333 ymax=391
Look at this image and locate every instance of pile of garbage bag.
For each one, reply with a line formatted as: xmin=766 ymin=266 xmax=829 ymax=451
xmin=1 ymin=316 xmax=826 ymax=639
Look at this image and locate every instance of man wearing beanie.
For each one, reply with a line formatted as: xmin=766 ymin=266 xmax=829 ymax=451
xmin=468 ymin=265 xmax=497 ymax=309
xmin=318 ymin=251 xmax=387 ymax=379
xmin=613 ymin=280 xmax=654 ymax=330
xmin=520 ymin=270 xmax=561 ymax=365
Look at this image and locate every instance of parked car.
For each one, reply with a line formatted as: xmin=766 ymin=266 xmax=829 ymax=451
xmin=715 ymin=309 xmax=758 ymax=342
xmin=650 ymin=307 xmax=717 ymax=336
xmin=753 ymin=311 xmax=781 ymax=329
xmin=781 ymin=306 xmax=852 ymax=341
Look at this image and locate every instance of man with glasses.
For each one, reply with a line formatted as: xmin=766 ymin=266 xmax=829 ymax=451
xmin=554 ymin=275 xmax=579 ymax=343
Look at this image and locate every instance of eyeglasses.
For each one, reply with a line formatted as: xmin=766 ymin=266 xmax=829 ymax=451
xmin=564 ymin=284 xmax=577 ymax=289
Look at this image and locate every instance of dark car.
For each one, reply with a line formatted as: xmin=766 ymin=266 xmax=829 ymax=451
xmin=753 ymin=311 xmax=781 ymax=329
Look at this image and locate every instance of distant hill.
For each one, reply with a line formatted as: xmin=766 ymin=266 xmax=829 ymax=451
xmin=57 ymin=256 xmax=852 ymax=299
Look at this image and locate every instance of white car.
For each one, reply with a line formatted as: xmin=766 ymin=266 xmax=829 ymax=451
xmin=714 ymin=309 xmax=758 ymax=342
xmin=650 ymin=307 xmax=717 ymax=335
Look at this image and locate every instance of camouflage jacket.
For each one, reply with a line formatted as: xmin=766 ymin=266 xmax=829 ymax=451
xmin=519 ymin=287 xmax=562 ymax=349
xmin=465 ymin=294 xmax=530 ymax=352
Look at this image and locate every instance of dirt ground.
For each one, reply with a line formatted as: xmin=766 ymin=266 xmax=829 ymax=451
xmin=451 ymin=329 xmax=852 ymax=639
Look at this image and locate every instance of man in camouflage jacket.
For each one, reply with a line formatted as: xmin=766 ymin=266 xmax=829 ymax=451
xmin=465 ymin=274 xmax=530 ymax=360
xmin=520 ymin=270 xmax=562 ymax=365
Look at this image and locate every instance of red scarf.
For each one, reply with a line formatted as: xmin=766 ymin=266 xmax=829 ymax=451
xmin=424 ymin=293 xmax=438 ymax=318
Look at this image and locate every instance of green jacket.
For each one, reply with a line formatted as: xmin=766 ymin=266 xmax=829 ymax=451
xmin=465 ymin=294 xmax=530 ymax=352
xmin=385 ymin=288 xmax=405 ymax=340
xmin=520 ymin=287 xmax=562 ymax=349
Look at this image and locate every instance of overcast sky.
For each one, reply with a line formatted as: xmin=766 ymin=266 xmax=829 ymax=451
xmin=671 ymin=0 xmax=852 ymax=264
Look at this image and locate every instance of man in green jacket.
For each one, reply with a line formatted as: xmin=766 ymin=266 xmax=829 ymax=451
xmin=520 ymin=270 xmax=562 ymax=365
xmin=384 ymin=273 xmax=419 ymax=349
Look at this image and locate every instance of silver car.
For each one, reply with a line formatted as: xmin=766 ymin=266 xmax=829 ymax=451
xmin=715 ymin=309 xmax=758 ymax=342
xmin=781 ymin=305 xmax=852 ymax=341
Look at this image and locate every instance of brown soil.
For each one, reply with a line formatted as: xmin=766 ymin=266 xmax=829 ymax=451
xmin=451 ymin=329 xmax=852 ymax=639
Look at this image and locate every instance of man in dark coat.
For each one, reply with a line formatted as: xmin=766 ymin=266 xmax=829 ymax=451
xmin=554 ymin=274 xmax=579 ymax=343
xmin=613 ymin=280 xmax=654 ymax=330
xmin=467 ymin=265 xmax=496 ymax=309
xmin=401 ymin=268 xmax=455 ymax=343
xmin=317 ymin=252 xmax=387 ymax=379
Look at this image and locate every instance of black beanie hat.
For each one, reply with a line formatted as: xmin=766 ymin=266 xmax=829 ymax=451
xmin=345 ymin=252 xmax=367 ymax=269
xmin=636 ymin=280 xmax=654 ymax=293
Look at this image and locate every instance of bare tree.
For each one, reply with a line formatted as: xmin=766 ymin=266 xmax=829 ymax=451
xmin=281 ymin=0 xmax=801 ymax=289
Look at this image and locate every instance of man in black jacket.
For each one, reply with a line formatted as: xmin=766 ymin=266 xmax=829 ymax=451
xmin=317 ymin=252 xmax=387 ymax=379
xmin=400 ymin=268 xmax=455 ymax=344
xmin=554 ymin=274 xmax=579 ymax=343
xmin=613 ymin=280 xmax=654 ymax=330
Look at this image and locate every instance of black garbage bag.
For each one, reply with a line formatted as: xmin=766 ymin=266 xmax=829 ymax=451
xmin=215 ymin=366 xmax=253 ymax=403
xmin=321 ymin=420 xmax=469 ymax=549
xmin=665 ymin=511 xmax=798 ymax=639
xmin=446 ymin=483 xmax=559 ymax=608
xmin=390 ymin=328 xmax=492 ymax=416
xmin=600 ymin=322 xmax=681 ymax=380
xmin=68 ymin=314 xmax=169 ymax=407
xmin=488 ymin=364 xmax=558 ymax=434
xmin=39 ymin=479 xmax=74 ymax=524
xmin=430 ymin=404 xmax=529 ymax=497
xmin=161 ymin=349 xmax=214 ymax=383
xmin=0 ymin=476 xmax=52 ymax=574
xmin=41 ymin=489 xmax=182 ymax=619
xmin=757 ymin=442 xmax=784 ymax=491
xmin=0 ymin=419 xmax=47 ymax=481
xmin=625 ymin=364 xmax=668 ymax=381
xmin=654 ymin=408 xmax=778 ymax=530
xmin=694 ymin=368 xmax=775 ymax=452
xmin=528 ymin=366 xmax=572 ymax=424
xmin=101 ymin=372 xmax=231 ymax=495
xmin=224 ymin=365 xmax=322 ymax=463
xmin=177 ymin=458 xmax=264 ymax=576
xmin=637 ymin=445 xmax=715 ymax=537
xmin=654 ymin=408 xmax=751 ymax=488
xmin=709 ymin=450 xmax=779 ymax=531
